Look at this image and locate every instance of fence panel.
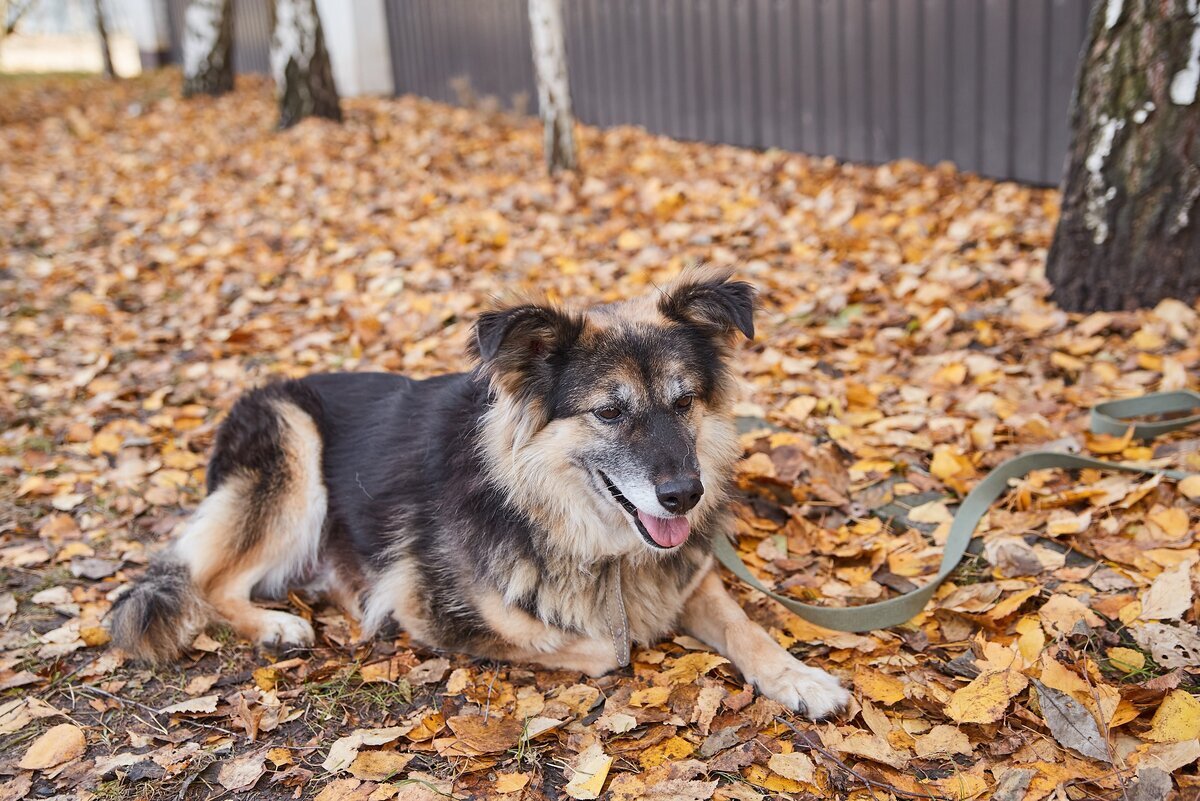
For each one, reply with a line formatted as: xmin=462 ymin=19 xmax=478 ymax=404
xmin=163 ymin=0 xmax=1094 ymax=185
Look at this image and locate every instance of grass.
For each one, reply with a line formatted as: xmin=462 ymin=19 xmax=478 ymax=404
xmin=303 ymin=666 xmax=413 ymax=723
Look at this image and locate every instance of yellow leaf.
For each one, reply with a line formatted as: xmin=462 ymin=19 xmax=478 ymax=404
xmin=637 ymin=735 xmax=694 ymax=769
xmin=253 ymin=667 xmax=280 ymax=691
xmin=628 ymin=686 xmax=671 ymax=708
xmin=1179 ymin=475 xmax=1200 ymax=500
xmin=1086 ymin=430 xmax=1133 ymax=455
xmin=782 ymin=395 xmax=818 ymax=421
xmin=936 ymin=772 xmax=989 ymax=800
xmin=565 ymin=744 xmax=612 ymax=799
xmin=933 ymin=362 xmax=967 ymax=385
xmin=80 ymin=626 xmax=111 ymax=647
xmin=944 ymin=671 xmax=1028 ymax=724
xmin=854 ymin=666 xmax=906 ymax=706
xmin=1038 ymin=593 xmax=1103 ymax=636
xmin=745 ymin=763 xmax=807 ymax=793
xmin=18 ymin=724 xmax=86 ymax=770
xmin=987 ymin=587 xmax=1039 ymax=623
xmin=1148 ymin=507 xmax=1189 ymax=540
xmin=1144 ymin=690 xmax=1200 ymax=743
xmin=266 ymin=748 xmax=293 ymax=767
xmin=913 ymin=724 xmax=972 ymax=757
xmin=495 ymin=773 xmax=530 ymax=793
xmin=767 ymin=751 xmax=816 ymax=783
xmin=348 ymin=750 xmax=413 ymax=781
xmin=652 ymin=652 xmax=728 ymax=686
xmin=930 ymin=447 xmax=969 ymax=481
xmin=1016 ymin=615 xmax=1046 ymax=663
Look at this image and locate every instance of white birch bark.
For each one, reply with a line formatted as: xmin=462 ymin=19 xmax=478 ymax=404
xmin=182 ymin=0 xmax=232 ymax=97
xmin=270 ymin=0 xmax=341 ymax=128
xmin=528 ymin=0 xmax=577 ymax=173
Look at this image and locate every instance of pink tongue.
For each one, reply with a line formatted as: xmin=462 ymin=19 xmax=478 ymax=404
xmin=637 ymin=511 xmax=691 ymax=547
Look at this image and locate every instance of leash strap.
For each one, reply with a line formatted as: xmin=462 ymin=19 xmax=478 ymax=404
xmin=714 ymin=390 xmax=1200 ymax=633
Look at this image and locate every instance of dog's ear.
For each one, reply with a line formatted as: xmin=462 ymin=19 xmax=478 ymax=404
xmin=658 ymin=269 xmax=757 ymax=340
xmin=471 ymin=303 xmax=584 ymax=395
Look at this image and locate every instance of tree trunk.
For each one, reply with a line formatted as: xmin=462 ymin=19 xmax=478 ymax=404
xmin=270 ymin=0 xmax=341 ymax=129
xmin=182 ymin=0 xmax=233 ymax=98
xmin=93 ymin=0 xmax=115 ymax=79
xmin=528 ymin=0 xmax=577 ymax=173
xmin=1047 ymin=0 xmax=1200 ymax=312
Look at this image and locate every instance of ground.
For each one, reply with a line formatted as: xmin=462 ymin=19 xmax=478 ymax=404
xmin=1 ymin=71 xmax=1198 ymax=801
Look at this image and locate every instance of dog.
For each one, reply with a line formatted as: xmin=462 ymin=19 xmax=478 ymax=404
xmin=109 ymin=268 xmax=849 ymax=719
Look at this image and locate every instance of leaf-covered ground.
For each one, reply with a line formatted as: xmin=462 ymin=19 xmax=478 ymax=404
xmin=1 ymin=71 xmax=1198 ymax=801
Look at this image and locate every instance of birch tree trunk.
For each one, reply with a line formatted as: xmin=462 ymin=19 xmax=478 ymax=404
xmin=93 ymin=0 xmax=115 ymax=79
xmin=270 ymin=0 xmax=341 ymax=129
xmin=1046 ymin=0 xmax=1200 ymax=311
xmin=182 ymin=0 xmax=233 ymax=98
xmin=528 ymin=0 xmax=577 ymax=173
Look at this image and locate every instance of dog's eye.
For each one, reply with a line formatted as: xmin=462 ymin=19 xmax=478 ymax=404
xmin=674 ymin=394 xmax=694 ymax=412
xmin=595 ymin=407 xmax=622 ymax=422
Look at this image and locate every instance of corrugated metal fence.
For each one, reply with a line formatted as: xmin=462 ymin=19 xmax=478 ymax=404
xmin=164 ymin=0 xmax=1095 ymax=185
xmin=381 ymin=0 xmax=1094 ymax=185
xmin=165 ymin=0 xmax=272 ymax=75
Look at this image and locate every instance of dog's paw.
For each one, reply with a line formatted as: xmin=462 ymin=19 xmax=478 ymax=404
xmin=749 ymin=658 xmax=849 ymax=720
xmin=256 ymin=611 xmax=315 ymax=649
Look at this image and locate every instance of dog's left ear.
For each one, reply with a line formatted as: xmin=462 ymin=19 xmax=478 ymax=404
xmin=658 ymin=270 xmax=757 ymax=340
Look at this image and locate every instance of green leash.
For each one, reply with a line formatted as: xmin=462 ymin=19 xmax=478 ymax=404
xmin=714 ymin=390 xmax=1200 ymax=633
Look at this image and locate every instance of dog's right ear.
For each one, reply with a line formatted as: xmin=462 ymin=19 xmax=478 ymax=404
xmin=471 ymin=304 xmax=584 ymax=397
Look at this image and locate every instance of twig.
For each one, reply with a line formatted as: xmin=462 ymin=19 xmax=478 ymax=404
xmin=76 ymin=684 xmax=238 ymax=738
xmin=776 ymin=716 xmax=954 ymax=801
xmin=482 ymin=663 xmax=500 ymax=723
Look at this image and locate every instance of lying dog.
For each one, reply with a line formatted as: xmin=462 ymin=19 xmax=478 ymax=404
xmin=110 ymin=269 xmax=849 ymax=719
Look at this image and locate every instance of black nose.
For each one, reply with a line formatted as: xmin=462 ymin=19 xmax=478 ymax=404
xmin=656 ymin=476 xmax=704 ymax=514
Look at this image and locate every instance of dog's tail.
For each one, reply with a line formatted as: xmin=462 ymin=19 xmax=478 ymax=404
xmin=108 ymin=559 xmax=213 ymax=664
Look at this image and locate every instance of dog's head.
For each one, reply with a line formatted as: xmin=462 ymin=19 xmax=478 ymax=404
xmin=472 ymin=268 xmax=755 ymax=558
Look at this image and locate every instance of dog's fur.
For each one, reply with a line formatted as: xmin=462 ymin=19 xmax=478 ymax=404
xmin=110 ymin=269 xmax=848 ymax=719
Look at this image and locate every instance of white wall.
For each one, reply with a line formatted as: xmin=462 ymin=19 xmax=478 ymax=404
xmin=315 ymin=0 xmax=393 ymax=97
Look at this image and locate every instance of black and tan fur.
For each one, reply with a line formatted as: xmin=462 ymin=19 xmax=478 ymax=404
xmin=110 ymin=269 xmax=849 ymax=718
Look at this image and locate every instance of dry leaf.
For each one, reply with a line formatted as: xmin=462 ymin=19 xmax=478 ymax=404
xmin=564 ymin=743 xmax=613 ymax=800
xmin=1143 ymin=690 xmax=1200 ymax=743
xmin=1033 ymin=681 xmax=1111 ymax=763
xmin=945 ymin=670 xmax=1028 ymax=724
xmin=1140 ymin=557 xmax=1197 ymax=620
xmin=18 ymin=723 xmax=85 ymax=770
xmin=324 ymin=726 xmax=413 ymax=773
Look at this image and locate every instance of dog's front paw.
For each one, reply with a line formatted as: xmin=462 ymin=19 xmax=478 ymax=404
xmin=256 ymin=611 xmax=315 ymax=649
xmin=749 ymin=658 xmax=849 ymax=720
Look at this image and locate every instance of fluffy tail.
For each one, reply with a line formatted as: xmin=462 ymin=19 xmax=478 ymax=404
xmin=108 ymin=560 xmax=212 ymax=664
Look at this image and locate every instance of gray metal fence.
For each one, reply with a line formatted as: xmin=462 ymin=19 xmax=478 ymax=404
xmin=165 ymin=0 xmax=272 ymax=75
xmin=384 ymin=0 xmax=1094 ymax=185
xmin=163 ymin=0 xmax=1094 ymax=186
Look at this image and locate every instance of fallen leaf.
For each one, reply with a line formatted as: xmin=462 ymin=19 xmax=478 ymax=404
xmin=445 ymin=714 xmax=524 ymax=754
xmin=1140 ymin=557 xmax=1197 ymax=620
xmin=18 ymin=723 xmax=86 ymax=770
xmin=1132 ymin=623 xmax=1200 ymax=669
xmin=348 ymin=750 xmax=413 ymax=781
xmin=945 ymin=670 xmax=1028 ymax=724
xmin=494 ymin=772 xmax=530 ymax=793
xmin=854 ymin=666 xmax=906 ymax=705
xmin=324 ymin=726 xmax=413 ymax=773
xmin=767 ymin=751 xmax=815 ymax=783
xmin=913 ymin=724 xmax=973 ymax=757
xmin=1143 ymin=689 xmax=1200 ymax=743
xmin=159 ymin=695 xmax=219 ymax=715
xmin=217 ymin=749 xmax=267 ymax=792
xmin=564 ymin=743 xmax=612 ymax=800
xmin=1033 ymin=681 xmax=1111 ymax=763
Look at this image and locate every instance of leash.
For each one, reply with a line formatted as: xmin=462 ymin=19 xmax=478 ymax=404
xmin=713 ymin=390 xmax=1200 ymax=633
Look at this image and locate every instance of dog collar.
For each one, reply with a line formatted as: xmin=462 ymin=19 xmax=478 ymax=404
xmin=602 ymin=561 xmax=631 ymax=668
